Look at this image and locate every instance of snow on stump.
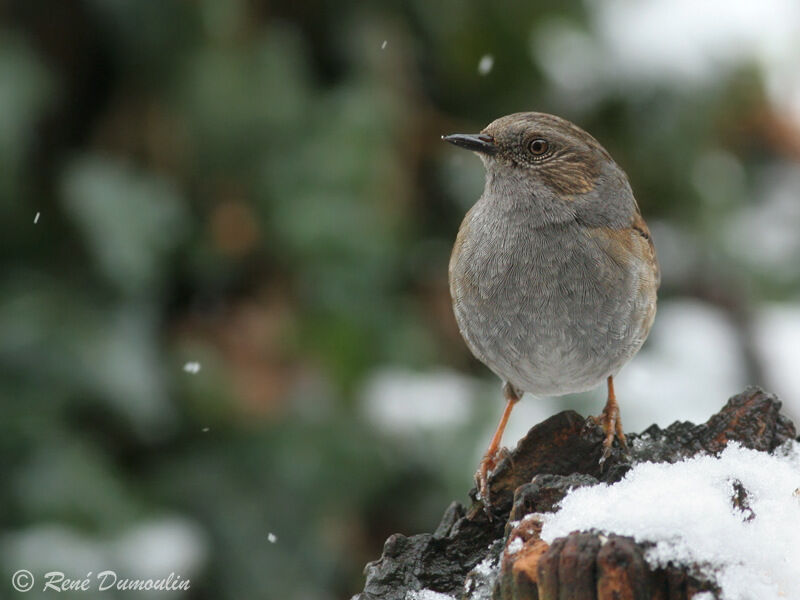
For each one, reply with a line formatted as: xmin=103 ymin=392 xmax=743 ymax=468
xmin=352 ymin=387 xmax=799 ymax=600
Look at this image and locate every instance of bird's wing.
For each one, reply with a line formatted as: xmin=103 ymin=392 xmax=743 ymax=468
xmin=630 ymin=208 xmax=660 ymax=288
xmin=583 ymin=206 xmax=661 ymax=291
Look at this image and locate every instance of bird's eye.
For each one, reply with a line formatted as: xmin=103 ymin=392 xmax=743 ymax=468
xmin=528 ymin=138 xmax=549 ymax=156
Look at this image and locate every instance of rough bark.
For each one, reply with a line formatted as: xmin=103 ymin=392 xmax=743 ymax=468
xmin=352 ymin=386 xmax=797 ymax=600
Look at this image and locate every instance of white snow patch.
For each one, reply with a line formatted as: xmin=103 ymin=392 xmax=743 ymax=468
xmin=506 ymin=536 xmax=523 ymax=554
xmin=183 ymin=361 xmax=201 ymax=374
xmin=114 ymin=517 xmax=207 ymax=580
xmin=1 ymin=518 xmax=207 ymax=584
xmin=541 ymin=442 xmax=800 ymax=600
xmin=754 ymin=304 xmax=800 ymax=419
xmin=406 ymin=591 xmax=455 ymax=600
xmin=536 ymin=0 xmax=800 ymax=126
xmin=361 ymin=368 xmax=477 ymax=434
xmin=477 ymin=54 xmax=494 ymax=76
xmin=267 ymin=532 xmax=277 ymax=543
xmin=591 ymin=0 xmax=800 ymax=84
xmin=472 ymin=553 xmax=496 ymax=577
xmin=463 ymin=551 xmax=499 ymax=598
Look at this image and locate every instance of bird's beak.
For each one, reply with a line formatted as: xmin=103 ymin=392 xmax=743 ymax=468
xmin=442 ymin=133 xmax=497 ymax=155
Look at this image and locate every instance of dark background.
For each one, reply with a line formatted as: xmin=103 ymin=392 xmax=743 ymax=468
xmin=2 ymin=1 xmax=800 ymax=598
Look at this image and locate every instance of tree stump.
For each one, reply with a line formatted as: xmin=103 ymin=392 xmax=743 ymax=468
xmin=352 ymin=387 xmax=798 ymax=600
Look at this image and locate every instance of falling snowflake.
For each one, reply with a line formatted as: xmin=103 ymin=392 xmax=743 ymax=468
xmin=34 ymin=212 xmax=40 ymax=224
xmin=268 ymin=532 xmax=278 ymax=543
xmin=478 ymin=54 xmax=494 ymax=75
xmin=381 ymin=40 xmax=388 ymax=50
xmin=183 ymin=362 xmax=201 ymax=374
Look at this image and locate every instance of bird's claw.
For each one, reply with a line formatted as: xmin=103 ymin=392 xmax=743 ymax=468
xmin=591 ymin=406 xmax=628 ymax=467
xmin=475 ymin=455 xmax=496 ymax=509
xmin=599 ymin=442 xmax=614 ymax=466
xmin=475 ymin=446 xmax=511 ymax=515
xmin=496 ymin=446 xmax=513 ymax=468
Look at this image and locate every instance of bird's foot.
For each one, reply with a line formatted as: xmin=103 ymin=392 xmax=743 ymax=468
xmin=475 ymin=446 xmax=511 ymax=513
xmin=591 ymin=403 xmax=628 ymax=466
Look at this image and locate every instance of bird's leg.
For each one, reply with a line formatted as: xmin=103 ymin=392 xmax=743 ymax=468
xmin=592 ymin=375 xmax=628 ymax=464
xmin=475 ymin=383 xmax=520 ymax=507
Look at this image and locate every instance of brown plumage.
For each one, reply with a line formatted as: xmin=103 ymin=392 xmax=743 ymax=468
xmin=443 ymin=112 xmax=659 ymax=506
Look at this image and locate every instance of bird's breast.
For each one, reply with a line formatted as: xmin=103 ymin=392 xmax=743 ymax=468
xmin=449 ymin=206 xmax=655 ymax=395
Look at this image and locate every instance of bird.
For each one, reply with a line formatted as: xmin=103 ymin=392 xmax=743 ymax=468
xmin=442 ymin=112 xmax=659 ymax=504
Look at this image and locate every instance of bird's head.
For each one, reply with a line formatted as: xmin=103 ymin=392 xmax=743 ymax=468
xmin=443 ymin=112 xmax=635 ymax=226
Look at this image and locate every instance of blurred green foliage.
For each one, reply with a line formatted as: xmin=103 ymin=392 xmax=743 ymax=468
xmin=1 ymin=1 xmax=798 ymax=599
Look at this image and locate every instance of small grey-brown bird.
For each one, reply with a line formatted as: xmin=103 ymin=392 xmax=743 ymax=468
xmin=443 ymin=112 xmax=659 ymax=503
